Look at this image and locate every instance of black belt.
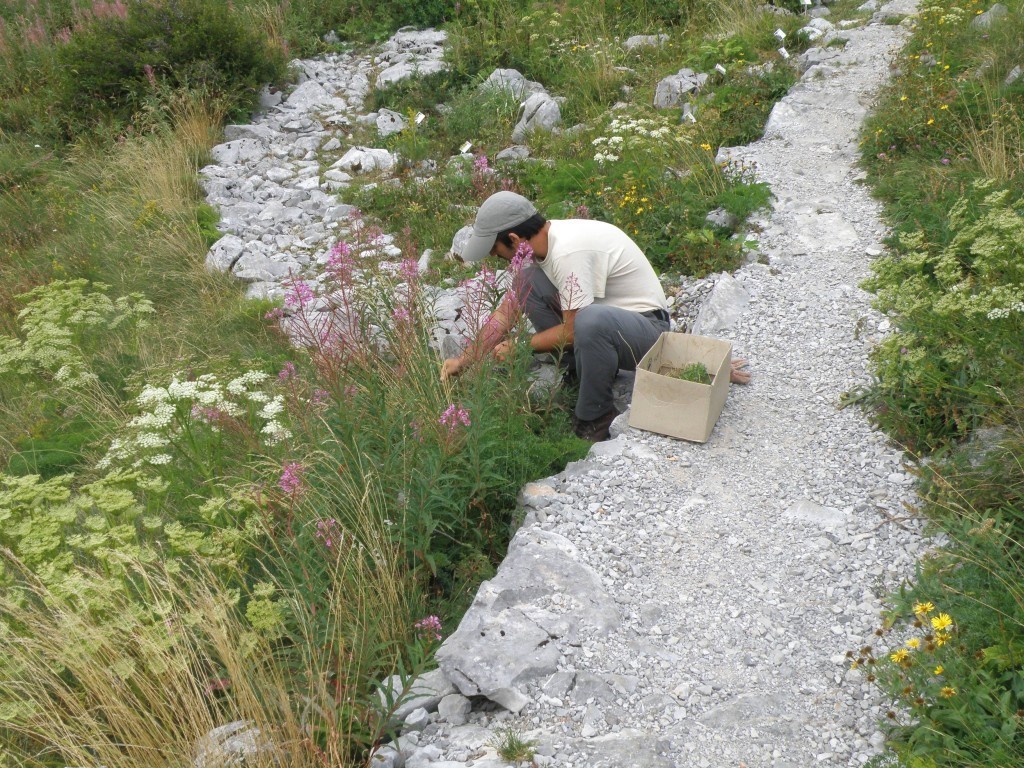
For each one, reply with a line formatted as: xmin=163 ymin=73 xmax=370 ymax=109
xmin=642 ymin=308 xmax=670 ymax=322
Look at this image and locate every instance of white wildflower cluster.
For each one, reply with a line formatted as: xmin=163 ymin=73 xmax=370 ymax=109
xmin=987 ymin=302 xmax=1024 ymax=320
xmin=922 ymin=3 xmax=967 ymax=24
xmin=98 ymin=370 xmax=292 ymax=472
xmin=0 ymin=279 xmax=154 ymax=389
xmin=591 ymin=116 xmax=680 ymax=165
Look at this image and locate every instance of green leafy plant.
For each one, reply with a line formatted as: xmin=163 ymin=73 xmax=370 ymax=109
xmin=490 ymin=724 xmax=538 ymax=765
xmin=56 ymin=0 xmax=287 ymax=135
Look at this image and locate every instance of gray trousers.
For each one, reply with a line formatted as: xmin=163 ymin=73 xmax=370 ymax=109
xmin=518 ymin=266 xmax=669 ymax=420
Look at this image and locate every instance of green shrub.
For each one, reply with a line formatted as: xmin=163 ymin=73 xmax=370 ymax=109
xmin=56 ymin=0 xmax=286 ymax=135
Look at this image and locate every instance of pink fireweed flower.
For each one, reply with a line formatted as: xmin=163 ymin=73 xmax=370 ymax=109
xmin=311 ymin=388 xmax=330 ymax=406
xmin=414 ymin=615 xmax=443 ymax=641
xmin=574 ymin=204 xmax=591 ymax=219
xmin=264 ymin=307 xmax=285 ymax=321
xmin=473 ymin=154 xmax=489 ymax=172
xmin=500 ymin=178 xmax=516 ymax=192
xmin=393 ymin=306 xmax=412 ymax=323
xmin=439 ymin=404 xmax=471 ymax=433
xmin=284 ymin=279 xmax=315 ymax=308
xmin=278 ymin=462 xmax=305 ymax=496
xmin=327 ymin=240 xmax=355 ymax=279
xmin=314 ymin=517 xmax=342 ymax=550
xmin=400 ymin=258 xmax=420 ymax=282
xmin=278 ymin=361 xmax=297 ymax=381
xmin=510 ymin=241 xmax=534 ymax=274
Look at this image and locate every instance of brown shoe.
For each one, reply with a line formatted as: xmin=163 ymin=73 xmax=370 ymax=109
xmin=573 ymin=408 xmax=619 ymax=442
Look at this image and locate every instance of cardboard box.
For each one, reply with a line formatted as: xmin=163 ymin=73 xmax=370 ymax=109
xmin=628 ymin=332 xmax=732 ymax=442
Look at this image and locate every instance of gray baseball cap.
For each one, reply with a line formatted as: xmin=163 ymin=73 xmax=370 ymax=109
xmin=459 ymin=191 xmax=538 ymax=263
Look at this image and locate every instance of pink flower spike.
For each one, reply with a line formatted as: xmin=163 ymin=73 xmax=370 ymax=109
xmin=414 ymin=615 xmax=443 ymax=641
xmin=400 ymin=258 xmax=420 ymax=282
xmin=278 ymin=361 xmax=297 ymax=381
xmin=510 ymin=241 xmax=534 ymax=273
xmin=439 ymin=404 xmax=471 ymax=433
xmin=284 ymin=279 xmax=315 ymax=309
xmin=278 ymin=462 xmax=305 ymax=496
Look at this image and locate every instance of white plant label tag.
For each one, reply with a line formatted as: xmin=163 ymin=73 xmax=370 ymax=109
xmin=415 ymin=112 xmax=426 ymax=125
xmin=714 ymin=63 xmax=727 ymax=75
xmin=778 ymin=46 xmax=790 ymax=59
xmin=775 ymin=28 xmax=786 ymax=40
xmin=459 ymin=141 xmax=472 ymax=153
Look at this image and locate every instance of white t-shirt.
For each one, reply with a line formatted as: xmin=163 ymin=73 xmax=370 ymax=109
xmin=537 ymin=219 xmax=668 ymax=313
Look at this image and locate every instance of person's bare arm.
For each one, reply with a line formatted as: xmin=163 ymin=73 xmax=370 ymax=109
xmin=441 ymin=294 xmax=519 ymax=380
xmin=528 ymin=308 xmax=576 ymax=353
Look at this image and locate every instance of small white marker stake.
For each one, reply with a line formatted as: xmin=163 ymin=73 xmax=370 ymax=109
xmin=774 ymin=28 xmax=786 ymax=40
xmin=778 ymin=46 xmax=790 ymax=59
xmin=714 ymin=63 xmax=727 ymax=75
xmin=415 ymin=112 xmax=426 ymax=125
xmin=685 ymin=112 xmax=697 ymax=123
xmin=459 ymin=141 xmax=472 ymax=153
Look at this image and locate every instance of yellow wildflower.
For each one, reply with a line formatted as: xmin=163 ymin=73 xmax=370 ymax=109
xmin=931 ymin=613 xmax=953 ymax=631
xmin=940 ymin=686 xmax=957 ymax=698
xmin=890 ymin=648 xmax=910 ymax=663
xmin=906 ymin=638 xmax=921 ymax=649
xmin=900 ymin=95 xmax=908 ymax=101
xmin=935 ymin=632 xmax=949 ymax=647
xmin=940 ymin=104 xmax=949 ymax=110
xmin=927 ymin=118 xmax=935 ymax=125
xmin=914 ymin=602 xmax=935 ymax=615
xmin=700 ymin=143 xmax=712 ymax=151
xmin=934 ymin=665 xmax=944 ymax=675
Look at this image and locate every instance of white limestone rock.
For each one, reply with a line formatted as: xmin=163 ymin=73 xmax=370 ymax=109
xmin=511 ymin=92 xmax=562 ymax=142
xmin=332 ymin=146 xmax=397 ymax=174
xmin=623 ymin=33 xmax=669 ymax=50
xmin=376 ymin=108 xmax=408 ymax=138
xmin=205 ymin=234 xmax=245 ymax=273
xmin=653 ymin=69 xmax=708 ymax=108
xmin=479 ymin=68 xmax=547 ymax=100
xmin=691 ymin=271 xmax=749 ymax=335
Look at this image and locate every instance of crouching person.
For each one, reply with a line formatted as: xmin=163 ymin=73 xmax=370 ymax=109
xmin=441 ymin=191 xmax=672 ymax=442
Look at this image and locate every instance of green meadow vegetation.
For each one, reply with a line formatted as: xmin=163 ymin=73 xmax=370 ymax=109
xmin=852 ymin=0 xmax=1024 ymax=764
xmin=7 ymin=0 xmax=1020 ymax=765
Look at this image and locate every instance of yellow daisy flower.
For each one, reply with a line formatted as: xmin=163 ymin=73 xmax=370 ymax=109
xmin=940 ymin=686 xmax=957 ymax=698
xmin=931 ymin=613 xmax=953 ymax=631
xmin=914 ymin=602 xmax=935 ymax=615
xmin=890 ymin=648 xmax=910 ymax=663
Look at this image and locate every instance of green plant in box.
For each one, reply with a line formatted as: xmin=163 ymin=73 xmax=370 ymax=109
xmin=671 ymin=362 xmax=713 ymax=384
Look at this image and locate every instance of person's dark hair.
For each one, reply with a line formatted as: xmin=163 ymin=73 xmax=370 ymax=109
xmin=495 ymin=213 xmax=547 ymax=248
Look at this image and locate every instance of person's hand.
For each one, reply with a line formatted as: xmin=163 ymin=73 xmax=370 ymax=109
xmin=493 ymin=340 xmax=513 ymax=362
xmin=441 ymin=357 xmax=463 ymax=382
xmin=730 ymin=358 xmax=751 ymax=385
